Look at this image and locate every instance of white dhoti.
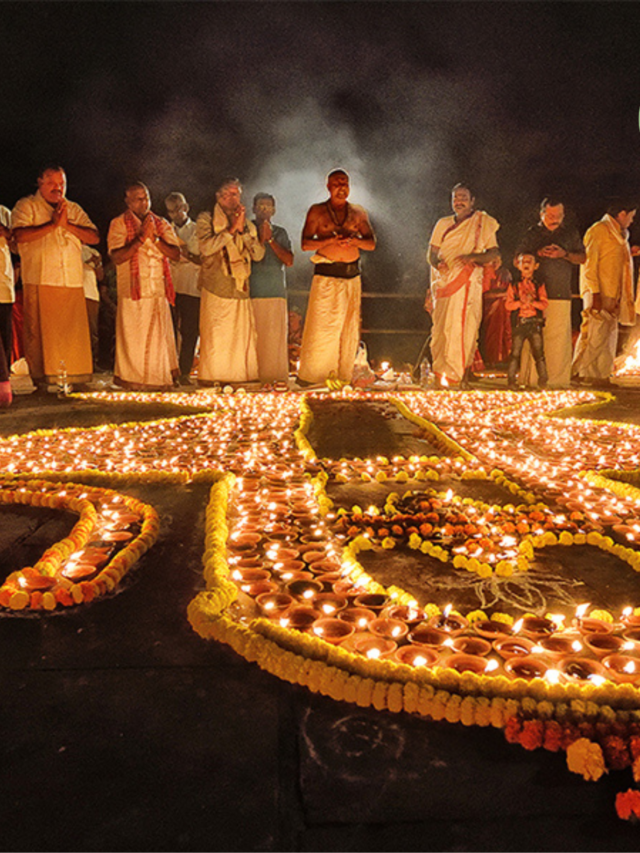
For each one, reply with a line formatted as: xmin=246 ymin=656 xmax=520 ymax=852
xmin=297 ymin=274 xmax=361 ymax=384
xmin=431 ymin=279 xmax=483 ymax=385
xmin=519 ymin=300 xmax=572 ymax=388
xmin=115 ymin=295 xmax=178 ymax=390
xmin=572 ymin=293 xmax=618 ymax=380
xmin=251 ymin=297 xmax=289 ymax=383
xmin=198 ymin=290 xmax=258 ymax=384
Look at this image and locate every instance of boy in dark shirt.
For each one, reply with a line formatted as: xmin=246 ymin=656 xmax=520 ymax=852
xmin=505 ymin=252 xmax=549 ymax=388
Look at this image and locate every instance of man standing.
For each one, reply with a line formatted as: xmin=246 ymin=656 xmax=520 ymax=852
xmin=0 ymin=205 xmax=15 ymax=372
xmin=165 ymin=192 xmax=201 ymax=386
xmin=572 ymin=201 xmax=636 ymax=387
xmin=108 ymin=182 xmax=180 ymax=391
xmin=297 ymin=169 xmax=376 ymax=387
xmin=11 ymin=166 xmax=98 ymax=390
xmin=250 ymin=192 xmax=293 ymax=386
xmin=427 ymin=183 xmax=500 ymax=387
xmin=196 ymin=177 xmax=264 ymax=386
xmin=515 ymin=198 xmax=586 ymax=387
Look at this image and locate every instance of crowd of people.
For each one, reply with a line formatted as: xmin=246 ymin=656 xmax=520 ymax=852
xmin=427 ymin=183 xmax=640 ymax=390
xmin=1 ymin=165 xmax=639 ymax=409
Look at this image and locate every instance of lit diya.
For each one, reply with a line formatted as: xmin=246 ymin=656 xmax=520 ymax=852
xmin=62 ymin=563 xmax=98 ymax=581
xmin=582 ymin=632 xmax=624 ymax=658
xmin=534 ymin=634 xmax=583 ymax=661
xmin=383 ymin=604 xmax=426 ymax=626
xmin=281 ymin=606 xmax=320 ymax=631
xmin=517 ymin=616 xmax=556 ymax=640
xmin=312 ymin=618 xmax=354 ymax=644
xmin=450 ymin=636 xmax=492 ymax=657
xmin=504 ymin=655 xmax=550 ymax=680
xmin=285 ymin=578 xmax=324 ymax=601
xmin=100 ymin=530 xmax=134 ymax=542
xmin=558 ymin=657 xmax=608 ymax=684
xmin=408 ymin=625 xmax=448 ymax=648
xmin=473 ymin=619 xmax=513 ymax=640
xmin=347 ymin=633 xmax=397 ymax=659
xmin=368 ymin=617 xmax=409 ymax=641
xmin=446 ymin=653 xmax=494 ymax=675
xmin=313 ymin=593 xmax=348 ymax=616
xmin=338 ymin=607 xmax=377 ymax=629
xmin=256 ymin=592 xmax=293 ymax=617
xmin=493 ymin=636 xmax=535 ymax=660
xmin=393 ymin=645 xmax=439 ymax=668
xmin=602 ymin=653 xmax=640 ymax=684
xmin=428 ymin=611 xmax=468 ymax=636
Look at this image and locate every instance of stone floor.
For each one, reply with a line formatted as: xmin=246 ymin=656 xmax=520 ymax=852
xmin=1 ymin=379 xmax=640 ymax=852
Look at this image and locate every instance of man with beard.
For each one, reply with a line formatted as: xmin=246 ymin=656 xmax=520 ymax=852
xmin=515 ymin=197 xmax=586 ymax=387
xmin=108 ymin=181 xmax=180 ymax=391
xmin=12 ymin=166 xmax=98 ymax=390
xmin=196 ymin=178 xmax=264 ymax=386
xmin=296 ymin=169 xmax=376 ymax=387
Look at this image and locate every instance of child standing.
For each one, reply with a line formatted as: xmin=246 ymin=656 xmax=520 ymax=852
xmin=505 ymin=252 xmax=549 ymax=388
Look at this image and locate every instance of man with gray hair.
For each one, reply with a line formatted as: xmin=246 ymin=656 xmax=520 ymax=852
xmin=165 ymin=192 xmax=201 ymax=386
xmin=196 ymin=177 xmax=264 ymax=386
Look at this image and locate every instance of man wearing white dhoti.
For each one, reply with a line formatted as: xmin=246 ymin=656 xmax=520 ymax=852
xmin=515 ymin=198 xmax=586 ymax=388
xmin=196 ymin=178 xmax=264 ymax=386
xmin=296 ymin=169 xmax=376 ymax=386
xmin=428 ymin=183 xmax=500 ymax=387
xmin=572 ymin=202 xmax=636 ymax=388
xmin=108 ymin=182 xmax=180 ymax=391
xmin=12 ymin=166 xmax=99 ymax=390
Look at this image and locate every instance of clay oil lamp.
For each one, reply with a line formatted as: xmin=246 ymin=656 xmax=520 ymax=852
xmin=582 ymin=632 xmax=625 ymax=658
xmin=338 ymin=607 xmax=377 ymax=630
xmin=227 ymin=531 xmax=262 ymax=553
xmin=313 ymin=592 xmax=348 ymax=616
xmin=16 ymin=570 xmax=57 ymax=592
xmin=71 ymin=547 xmax=110 ymax=568
xmin=446 ymin=653 xmax=497 ymax=676
xmin=393 ymin=645 xmax=439 ymax=668
xmin=602 ymin=654 xmax=640 ymax=684
xmin=368 ymin=617 xmax=409 ymax=642
xmin=101 ymin=530 xmax=134 ymax=542
xmin=473 ymin=619 xmax=513 ymax=640
xmin=312 ymin=618 xmax=354 ymax=645
xmin=285 ymin=578 xmax=324 ymax=601
xmin=517 ymin=616 xmax=556 ymax=641
xmin=354 ymin=593 xmax=391 ymax=612
xmin=408 ymin=624 xmax=449 ymax=649
xmin=428 ymin=606 xmax=469 ymax=637
xmin=572 ymin=603 xmax=613 ymax=635
xmin=493 ymin=636 xmax=535 ymax=660
xmin=307 ymin=559 xmax=342 ymax=575
xmin=622 ymin=627 xmax=640 ymax=646
xmin=301 ymin=550 xmax=327 ymax=567
xmin=558 ymin=657 xmax=608 ymax=685
xmin=280 ymin=606 xmax=320 ymax=631
xmin=504 ymin=654 xmax=551 ymax=681
xmin=451 ymin=636 xmax=492 ymax=657
xmin=256 ymin=592 xmax=294 ymax=617
xmin=314 ymin=572 xmax=342 ymax=590
xmin=265 ymin=546 xmax=300 ymax=562
xmin=350 ymin=633 xmax=397 ymax=659
xmin=234 ymin=556 xmax=265 ymax=569
xmin=231 ymin=567 xmax=271 ymax=584
xmin=61 ymin=562 xmax=98 ymax=581
xmin=239 ymin=578 xmax=277 ymax=596
xmin=620 ymin=607 xmax=640 ymax=628
xmin=272 ymin=559 xmax=306 ymax=574
xmin=383 ymin=604 xmax=426 ymax=627
xmin=331 ymin=579 xmax=361 ymax=600
xmin=273 ymin=570 xmax=313 ymax=584
xmin=535 ymin=635 xmax=583 ymax=662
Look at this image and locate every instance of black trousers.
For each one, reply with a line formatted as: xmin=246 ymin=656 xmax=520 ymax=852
xmin=508 ymin=323 xmax=548 ymax=386
xmin=172 ymin=293 xmax=201 ymax=377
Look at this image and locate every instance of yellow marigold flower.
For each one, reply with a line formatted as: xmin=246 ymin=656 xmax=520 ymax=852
xmin=423 ymin=603 xmax=441 ymax=620
xmin=466 ymin=557 xmax=481 ymax=574
xmin=420 ymin=540 xmax=434 ymax=555
xmin=335 ymin=473 xmax=348 ymax=483
xmin=453 ymin=554 xmax=467 ymax=569
xmin=633 ymin=755 xmax=640 ymax=785
xmin=414 ymin=469 xmax=428 ymax=481
xmin=590 ymin=609 xmax=613 ymax=623
xmin=378 ymin=456 xmax=390 ymax=465
xmin=417 ymin=685 xmax=435 ymax=717
xmin=351 ymin=505 xmax=363 ymax=515
xmin=360 ymin=472 xmax=373 ymax=482
xmin=408 ymin=533 xmax=422 ymax=550
xmin=573 ymin=533 xmax=587 ymax=545
xmin=343 ymin=675 xmax=360 ymax=704
xmin=381 ymin=537 xmax=396 ymax=550
xmin=388 ymin=683 xmax=404 ymax=714
xmin=445 ymin=694 xmax=462 ymax=724
xmin=403 ymin=682 xmax=420 ymax=715
xmin=495 ymin=560 xmax=514 ymax=577
xmin=558 ymin=531 xmax=573 ymax=546
xmin=372 ymin=681 xmax=388 ymax=711
xmin=474 ymin=697 xmax=492 ymax=727
xmin=477 ymin=562 xmax=493 ymax=578
xmin=375 ymin=471 xmax=388 ymax=482
xmin=430 ymin=690 xmax=450 ymax=721
xmin=491 ymin=612 xmax=514 ymax=627
xmin=466 ymin=609 xmax=488 ymax=624
xmin=566 ymin=738 xmax=606 ymax=782
xmin=356 ymin=678 xmax=375 ymax=708
xmin=460 ymin=696 xmax=476 ymax=726
xmin=542 ymin=531 xmax=558 ymax=546
xmin=586 ymin=531 xmax=603 ymax=546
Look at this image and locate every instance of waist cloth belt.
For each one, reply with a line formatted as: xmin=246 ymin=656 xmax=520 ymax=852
xmin=314 ymin=261 xmax=361 ymax=279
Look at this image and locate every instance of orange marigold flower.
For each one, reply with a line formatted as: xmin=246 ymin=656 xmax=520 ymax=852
xmin=519 ymin=720 xmax=544 ymax=751
xmin=615 ymin=789 xmax=640 ymax=821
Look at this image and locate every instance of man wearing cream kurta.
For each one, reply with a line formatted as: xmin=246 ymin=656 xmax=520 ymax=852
xmin=12 ymin=166 xmax=98 ymax=389
xmin=428 ymin=183 xmax=500 ymax=387
xmin=196 ymin=178 xmax=264 ymax=386
xmin=108 ymin=182 xmax=180 ymax=391
xmin=572 ymin=202 xmax=637 ymax=387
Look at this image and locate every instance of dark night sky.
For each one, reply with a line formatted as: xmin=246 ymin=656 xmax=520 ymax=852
xmin=3 ymin=0 xmax=640 ymax=292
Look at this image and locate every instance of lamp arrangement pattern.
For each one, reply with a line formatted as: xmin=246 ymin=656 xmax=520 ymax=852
xmin=3 ymin=386 xmax=640 ymax=811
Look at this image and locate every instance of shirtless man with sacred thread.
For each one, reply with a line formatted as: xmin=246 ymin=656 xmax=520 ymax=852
xmin=296 ymin=169 xmax=376 ymax=386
